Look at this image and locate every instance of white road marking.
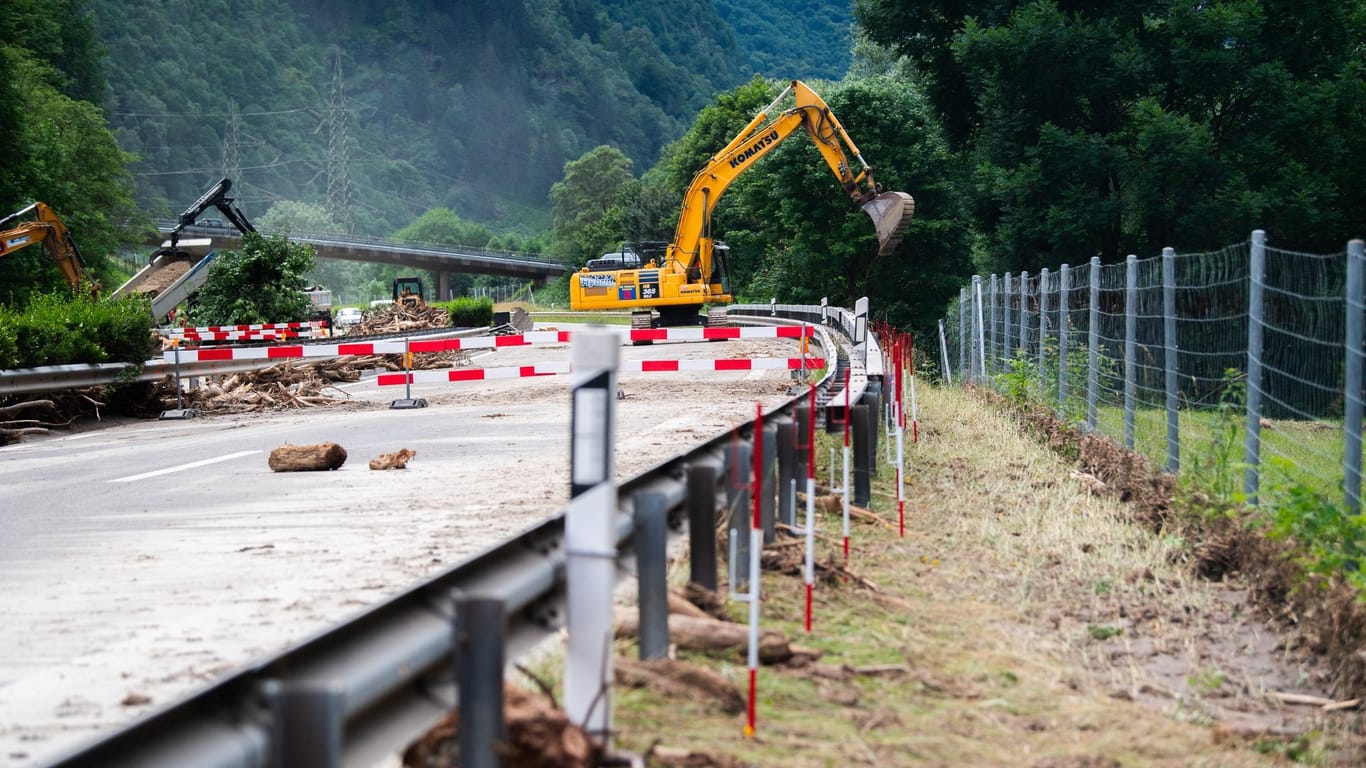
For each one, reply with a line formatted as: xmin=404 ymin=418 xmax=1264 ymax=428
xmin=108 ymin=450 xmax=262 ymax=483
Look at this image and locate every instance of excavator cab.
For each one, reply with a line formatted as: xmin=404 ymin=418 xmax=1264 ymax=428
xmin=393 ymin=276 xmax=424 ymax=308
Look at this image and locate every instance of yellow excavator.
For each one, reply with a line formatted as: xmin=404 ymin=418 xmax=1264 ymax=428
xmin=0 ymin=202 xmax=89 ymax=291
xmin=569 ymin=80 xmax=915 ymax=327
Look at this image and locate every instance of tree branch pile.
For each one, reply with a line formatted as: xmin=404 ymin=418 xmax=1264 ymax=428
xmin=352 ymin=303 xmax=450 ymax=335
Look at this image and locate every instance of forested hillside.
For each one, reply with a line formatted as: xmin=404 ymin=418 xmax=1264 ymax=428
xmin=91 ymin=0 xmax=853 ymax=235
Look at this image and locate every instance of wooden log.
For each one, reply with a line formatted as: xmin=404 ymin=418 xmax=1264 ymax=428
xmin=614 ymin=657 xmax=744 ymax=713
xmin=667 ymin=591 xmax=714 ymax=619
xmin=615 ymin=609 xmax=792 ymax=663
xmin=268 ymin=442 xmax=347 ymax=472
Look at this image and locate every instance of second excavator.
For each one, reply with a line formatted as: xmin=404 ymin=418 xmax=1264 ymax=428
xmin=570 ymin=80 xmax=914 ymax=327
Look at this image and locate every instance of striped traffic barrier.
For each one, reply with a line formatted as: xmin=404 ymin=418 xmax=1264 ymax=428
xmin=374 ymin=357 xmax=825 ymax=386
xmin=162 ymin=325 xmax=816 ymax=362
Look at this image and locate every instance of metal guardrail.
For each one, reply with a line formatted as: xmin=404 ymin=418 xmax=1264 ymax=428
xmin=32 ymin=303 xmax=877 ymax=768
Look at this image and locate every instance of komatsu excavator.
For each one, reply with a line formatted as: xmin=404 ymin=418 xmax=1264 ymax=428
xmin=569 ymin=80 xmax=915 ymax=327
xmin=0 ymin=202 xmax=89 ymax=291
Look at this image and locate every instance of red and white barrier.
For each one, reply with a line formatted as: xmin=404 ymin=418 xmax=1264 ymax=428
xmin=163 ymin=325 xmax=815 ymax=362
xmin=375 ymin=357 xmax=825 ymax=386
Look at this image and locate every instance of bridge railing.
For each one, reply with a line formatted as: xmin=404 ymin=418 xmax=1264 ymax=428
xmin=155 ymin=220 xmax=571 ymax=272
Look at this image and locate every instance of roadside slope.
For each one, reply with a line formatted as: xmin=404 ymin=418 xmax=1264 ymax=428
xmin=611 ymin=385 xmax=1362 ymax=766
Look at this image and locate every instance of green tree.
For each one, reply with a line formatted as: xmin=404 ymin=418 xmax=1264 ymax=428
xmin=855 ymin=0 xmax=1366 ymax=266
xmin=189 ymin=232 xmax=316 ymax=325
xmin=549 ymin=145 xmax=636 ymax=264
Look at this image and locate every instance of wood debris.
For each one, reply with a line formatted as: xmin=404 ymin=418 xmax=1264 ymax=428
xmin=370 ymin=448 xmax=416 ymax=470
xmin=268 ymin=442 xmax=347 ymax=472
xmin=164 ymin=352 xmax=463 ymax=414
xmin=351 ymin=303 xmax=450 ymax=335
xmin=402 ymin=682 xmax=601 ymax=768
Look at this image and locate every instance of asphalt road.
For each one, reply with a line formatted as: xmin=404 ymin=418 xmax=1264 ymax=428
xmin=0 ymin=329 xmax=809 ymax=767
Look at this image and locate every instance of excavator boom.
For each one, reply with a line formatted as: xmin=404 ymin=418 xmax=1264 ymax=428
xmin=0 ymin=202 xmax=88 ymax=290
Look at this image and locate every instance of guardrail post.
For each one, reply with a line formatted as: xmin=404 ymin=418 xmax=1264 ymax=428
xmin=270 ymin=681 xmax=344 ymax=768
xmin=854 ymin=297 xmax=870 ymax=368
xmin=565 ymin=332 xmax=619 ymax=741
xmin=793 ymin=404 xmax=810 ymax=498
xmin=687 ymin=461 xmax=719 ymax=591
xmin=726 ymin=441 xmax=753 ymax=590
xmin=1345 ymin=239 xmax=1365 ymax=515
xmin=1124 ymin=254 xmax=1137 ymax=451
xmin=633 ymin=490 xmax=670 ymax=660
xmin=865 ymin=383 xmax=881 ymax=477
xmin=776 ymin=418 xmax=796 ymax=528
xmin=761 ymin=422 xmax=778 ymax=544
xmin=852 ymin=402 xmax=871 ymax=507
xmin=455 ymin=596 xmax=506 ymax=768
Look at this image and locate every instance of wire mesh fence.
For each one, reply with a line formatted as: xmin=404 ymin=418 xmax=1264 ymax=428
xmin=940 ymin=231 xmax=1366 ymax=516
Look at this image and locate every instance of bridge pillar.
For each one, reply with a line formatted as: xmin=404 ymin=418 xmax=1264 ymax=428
xmin=437 ymin=271 xmax=451 ymax=301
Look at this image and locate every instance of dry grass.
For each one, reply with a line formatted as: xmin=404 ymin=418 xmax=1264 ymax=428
xmin=608 ymin=385 xmax=1364 ymax=767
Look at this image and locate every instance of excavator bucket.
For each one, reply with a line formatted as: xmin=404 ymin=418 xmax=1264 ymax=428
xmin=861 ymin=192 xmax=915 ymax=258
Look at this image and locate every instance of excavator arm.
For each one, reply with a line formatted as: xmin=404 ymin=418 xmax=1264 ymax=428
xmin=0 ymin=202 xmax=88 ymax=290
xmin=667 ymin=80 xmax=915 ymax=281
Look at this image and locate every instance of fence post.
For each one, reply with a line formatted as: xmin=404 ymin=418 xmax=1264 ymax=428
xmin=1124 ymin=255 xmax=1137 ymax=451
xmin=959 ymin=287 xmax=968 ymax=380
xmin=1163 ymin=247 xmax=1179 ymax=474
xmin=989 ymin=274 xmax=999 ymax=374
xmin=1244 ymin=231 xmax=1266 ymax=504
xmin=1004 ymin=272 xmax=1015 ymax=360
xmin=1344 ymin=239 xmax=1365 ymax=515
xmin=1088 ymin=257 xmax=1100 ymax=432
xmin=971 ymin=275 xmax=983 ymax=381
xmin=1038 ymin=267 xmax=1050 ymax=381
xmin=974 ymin=276 xmax=987 ymax=380
xmin=938 ymin=319 xmax=953 ymax=387
xmin=1019 ymin=271 xmax=1030 ymax=365
xmin=271 ymin=682 xmax=344 ymax=768
xmin=1059 ymin=264 xmax=1070 ymax=416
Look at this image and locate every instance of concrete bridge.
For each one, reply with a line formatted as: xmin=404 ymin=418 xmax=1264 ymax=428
xmin=152 ymin=222 xmax=570 ymax=300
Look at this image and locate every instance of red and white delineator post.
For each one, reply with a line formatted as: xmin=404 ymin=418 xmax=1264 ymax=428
xmin=731 ymin=404 xmax=765 ymax=738
xmin=841 ymin=368 xmax=851 ymax=566
xmin=895 ymin=334 xmax=906 ymax=538
xmin=563 ymin=332 xmax=619 ymax=744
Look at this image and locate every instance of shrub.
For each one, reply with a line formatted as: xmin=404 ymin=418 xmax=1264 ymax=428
xmin=441 ymin=297 xmax=494 ymax=327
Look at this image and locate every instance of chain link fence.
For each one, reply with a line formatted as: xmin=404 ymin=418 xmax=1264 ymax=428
xmin=941 ymin=231 xmax=1366 ymax=515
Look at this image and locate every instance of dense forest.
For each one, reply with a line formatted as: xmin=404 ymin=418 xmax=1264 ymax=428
xmin=2 ymin=0 xmax=1362 ymax=336
xmin=89 ymin=0 xmax=852 ymax=233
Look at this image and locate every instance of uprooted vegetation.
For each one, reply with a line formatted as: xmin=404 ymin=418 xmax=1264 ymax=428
xmin=402 ymin=385 xmax=1365 ymax=766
